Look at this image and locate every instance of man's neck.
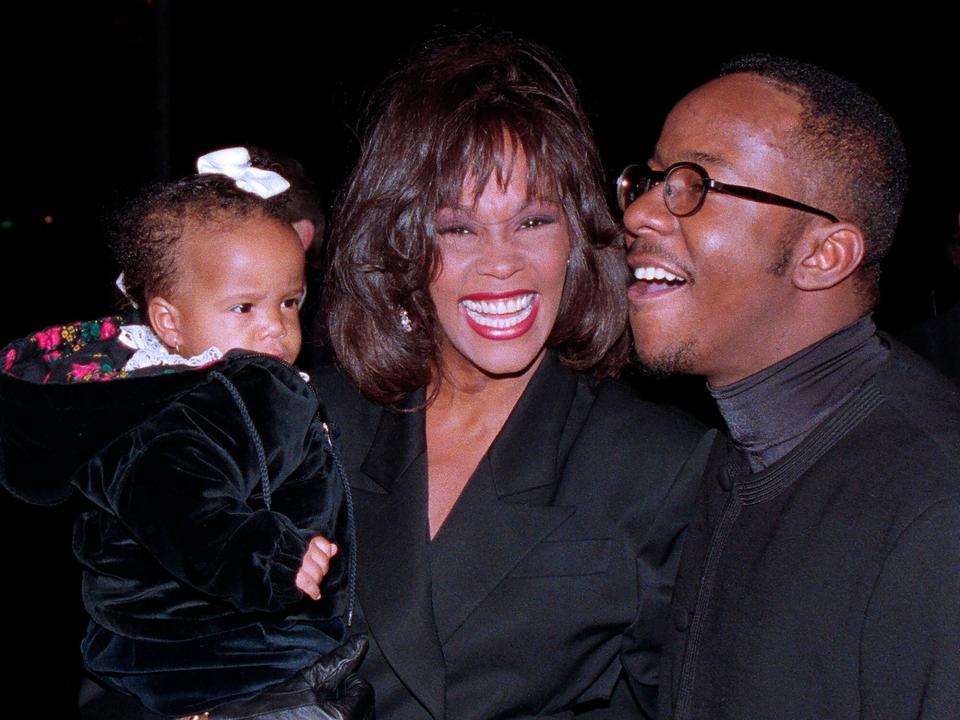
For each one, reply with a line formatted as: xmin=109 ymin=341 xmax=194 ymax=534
xmin=710 ymin=317 xmax=887 ymax=472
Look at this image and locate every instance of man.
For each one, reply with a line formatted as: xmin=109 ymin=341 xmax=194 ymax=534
xmin=619 ymin=55 xmax=960 ymax=719
xmin=249 ymin=145 xmax=326 ymax=253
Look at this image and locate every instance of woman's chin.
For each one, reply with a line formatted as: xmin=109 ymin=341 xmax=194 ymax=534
xmin=439 ymin=336 xmax=549 ymax=385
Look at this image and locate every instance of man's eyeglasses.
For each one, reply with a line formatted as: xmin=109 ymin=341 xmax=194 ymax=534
xmin=616 ymin=162 xmax=839 ymax=223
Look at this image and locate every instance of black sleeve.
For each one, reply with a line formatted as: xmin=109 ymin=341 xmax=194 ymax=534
xmin=94 ymin=376 xmax=313 ymax=613
xmin=860 ymin=497 xmax=960 ymax=719
xmin=621 ymin=428 xmax=718 ymax=718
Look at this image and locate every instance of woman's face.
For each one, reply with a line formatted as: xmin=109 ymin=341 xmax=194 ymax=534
xmin=430 ymin=150 xmax=571 ymax=381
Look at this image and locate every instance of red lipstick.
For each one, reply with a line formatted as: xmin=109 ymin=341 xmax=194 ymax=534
xmin=459 ymin=290 xmax=540 ymax=341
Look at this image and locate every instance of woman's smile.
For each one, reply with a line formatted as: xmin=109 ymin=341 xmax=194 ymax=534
xmin=460 ymin=291 xmax=539 ymax=337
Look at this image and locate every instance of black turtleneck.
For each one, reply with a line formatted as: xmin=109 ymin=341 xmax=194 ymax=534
xmin=710 ymin=317 xmax=888 ymax=472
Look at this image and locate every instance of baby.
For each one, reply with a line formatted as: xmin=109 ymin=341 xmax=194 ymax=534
xmin=0 ymin=149 xmax=369 ymax=719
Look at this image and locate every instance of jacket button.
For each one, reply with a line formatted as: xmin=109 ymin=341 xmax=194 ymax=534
xmin=719 ymin=461 xmax=742 ymax=491
xmin=673 ymin=604 xmax=693 ymax=632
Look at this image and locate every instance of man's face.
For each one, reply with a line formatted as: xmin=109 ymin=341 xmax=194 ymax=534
xmin=624 ymin=73 xmax=816 ymax=387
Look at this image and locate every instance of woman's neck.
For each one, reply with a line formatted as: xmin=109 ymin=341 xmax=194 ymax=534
xmin=424 ymin=347 xmax=547 ymax=539
xmin=428 ymin=345 xmax=547 ymax=417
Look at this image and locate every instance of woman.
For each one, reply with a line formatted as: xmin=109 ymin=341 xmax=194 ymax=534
xmin=318 ymin=34 xmax=712 ymax=719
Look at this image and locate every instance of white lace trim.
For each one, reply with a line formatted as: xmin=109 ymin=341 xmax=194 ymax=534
xmin=119 ymin=325 xmax=223 ymax=371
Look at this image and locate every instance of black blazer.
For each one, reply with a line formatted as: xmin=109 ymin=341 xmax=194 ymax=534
xmin=315 ymin=353 xmax=713 ymax=720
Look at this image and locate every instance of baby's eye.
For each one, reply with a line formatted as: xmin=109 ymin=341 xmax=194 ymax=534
xmin=230 ymin=303 xmax=253 ymax=314
xmin=281 ymin=297 xmax=301 ymax=310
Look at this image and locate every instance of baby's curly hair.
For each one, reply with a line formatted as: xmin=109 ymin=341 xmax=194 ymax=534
xmin=110 ymin=174 xmax=286 ymax=309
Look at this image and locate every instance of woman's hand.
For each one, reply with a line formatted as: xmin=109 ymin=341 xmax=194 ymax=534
xmin=295 ymin=535 xmax=338 ymax=600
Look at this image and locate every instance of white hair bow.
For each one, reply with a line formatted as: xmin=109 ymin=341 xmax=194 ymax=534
xmin=196 ymin=147 xmax=290 ymax=199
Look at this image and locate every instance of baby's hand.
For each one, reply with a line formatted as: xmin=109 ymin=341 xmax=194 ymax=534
xmin=295 ymin=535 xmax=338 ymax=600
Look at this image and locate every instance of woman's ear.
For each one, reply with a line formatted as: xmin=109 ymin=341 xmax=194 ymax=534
xmin=147 ymin=297 xmax=182 ymax=350
xmin=792 ymin=223 xmax=865 ymax=291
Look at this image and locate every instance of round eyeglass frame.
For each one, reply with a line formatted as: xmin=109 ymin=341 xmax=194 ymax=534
xmin=616 ymin=162 xmax=839 ymax=223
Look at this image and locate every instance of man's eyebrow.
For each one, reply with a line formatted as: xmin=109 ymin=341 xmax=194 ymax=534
xmin=683 ymin=150 xmax=731 ymax=169
xmin=652 ymin=148 xmax=732 ymax=170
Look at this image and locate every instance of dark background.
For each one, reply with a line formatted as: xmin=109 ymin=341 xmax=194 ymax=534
xmin=1 ymin=4 xmax=957 ymax=713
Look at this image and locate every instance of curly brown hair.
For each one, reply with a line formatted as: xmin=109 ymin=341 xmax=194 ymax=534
xmin=325 ymin=33 xmax=629 ymax=404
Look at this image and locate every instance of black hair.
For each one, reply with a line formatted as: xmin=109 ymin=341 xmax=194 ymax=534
xmin=720 ymin=53 xmax=909 ymax=298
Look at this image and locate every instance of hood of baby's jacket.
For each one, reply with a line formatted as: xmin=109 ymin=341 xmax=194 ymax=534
xmin=0 ymin=316 xmax=219 ymax=505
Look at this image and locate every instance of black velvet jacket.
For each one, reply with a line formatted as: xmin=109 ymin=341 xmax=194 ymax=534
xmin=0 ymin=318 xmax=353 ymax=716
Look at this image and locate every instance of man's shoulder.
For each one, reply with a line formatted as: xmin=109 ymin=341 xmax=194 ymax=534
xmin=804 ymin=340 xmax=960 ymax=521
xmin=872 ymin=338 xmax=960 ymax=461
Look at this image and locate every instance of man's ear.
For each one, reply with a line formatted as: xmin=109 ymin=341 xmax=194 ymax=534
xmin=147 ymin=296 xmax=182 ymax=350
xmin=291 ymin=218 xmax=315 ymax=252
xmin=792 ymin=223 xmax=865 ymax=291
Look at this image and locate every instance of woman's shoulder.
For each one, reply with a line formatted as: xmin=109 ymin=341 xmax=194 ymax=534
xmin=566 ymin=370 xmax=716 ymax=498
xmin=312 ymin=363 xmax=381 ymax=424
xmin=556 ymin=369 xmax=716 ymax=539
xmin=579 ymin=371 xmax=709 ymax=450
xmin=312 ymin=363 xmax=367 ymax=405
xmin=310 ymin=363 xmax=389 ymax=468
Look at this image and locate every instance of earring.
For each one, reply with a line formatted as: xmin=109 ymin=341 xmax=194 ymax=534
xmin=399 ymin=309 xmax=413 ymax=333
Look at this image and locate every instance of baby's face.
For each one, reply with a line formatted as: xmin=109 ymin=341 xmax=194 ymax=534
xmin=167 ymin=214 xmax=305 ymax=364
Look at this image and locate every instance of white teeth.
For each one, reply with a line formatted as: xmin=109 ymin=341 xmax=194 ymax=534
xmin=633 ymin=266 xmax=684 ymax=282
xmin=464 ymin=302 xmax=534 ymax=328
xmin=461 ymin=293 xmax=536 ymax=329
xmin=461 ymin=293 xmax=535 ymax=315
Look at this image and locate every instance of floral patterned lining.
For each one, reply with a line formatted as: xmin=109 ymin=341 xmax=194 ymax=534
xmin=2 ymin=316 xmax=133 ymax=383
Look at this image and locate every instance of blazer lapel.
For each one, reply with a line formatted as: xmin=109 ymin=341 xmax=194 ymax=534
xmin=429 ymin=353 xmax=593 ymax=642
xmin=355 ymin=391 xmax=446 ymax=719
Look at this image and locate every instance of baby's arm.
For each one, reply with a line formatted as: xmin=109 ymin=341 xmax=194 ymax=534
xmin=102 ymin=428 xmax=312 ymax=612
xmin=88 ymin=359 xmax=344 ymax=613
xmin=295 ymin=536 xmax=338 ymax=600
xmin=85 ymin=408 xmax=326 ymax=612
